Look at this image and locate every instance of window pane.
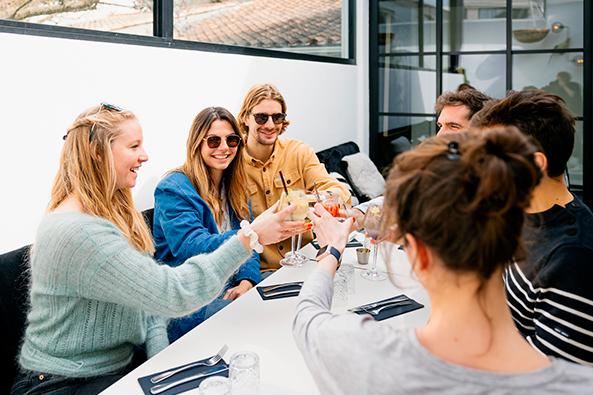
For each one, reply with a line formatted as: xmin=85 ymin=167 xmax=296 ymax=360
xmin=442 ymin=54 xmax=506 ymax=98
xmin=513 ymin=52 xmax=583 ymax=117
xmin=443 ymin=0 xmax=506 ymax=51
xmin=377 ymin=115 xmax=436 ymax=170
xmin=378 ymin=115 xmax=436 ymax=143
xmin=174 ymin=0 xmax=350 ymax=59
xmin=512 ymin=0 xmax=583 ymax=50
xmin=379 ymin=56 xmax=437 ymax=114
xmin=0 ymin=0 xmax=153 ymax=36
xmin=568 ymin=121 xmax=584 ymax=187
xmin=378 ymin=0 xmax=437 ymax=54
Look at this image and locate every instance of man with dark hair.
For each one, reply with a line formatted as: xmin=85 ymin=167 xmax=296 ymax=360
xmin=471 ymin=89 xmax=593 ymax=367
xmin=435 ymin=88 xmax=492 ymax=135
xmin=347 ymin=87 xmax=492 ymax=227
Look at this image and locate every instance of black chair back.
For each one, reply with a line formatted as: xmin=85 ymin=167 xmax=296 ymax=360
xmin=0 ymin=245 xmax=31 ymax=392
xmin=142 ymin=208 xmax=155 ymax=236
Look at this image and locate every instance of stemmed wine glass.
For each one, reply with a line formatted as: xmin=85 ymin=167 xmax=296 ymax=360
xmin=278 ymin=189 xmax=310 ymax=267
xmin=360 ymin=203 xmax=386 ymax=281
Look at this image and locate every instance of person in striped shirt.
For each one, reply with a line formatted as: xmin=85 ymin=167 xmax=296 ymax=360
xmin=471 ymin=89 xmax=593 ymax=366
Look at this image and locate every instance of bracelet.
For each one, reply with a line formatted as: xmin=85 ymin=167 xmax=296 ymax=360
xmin=240 ymin=220 xmax=263 ymax=253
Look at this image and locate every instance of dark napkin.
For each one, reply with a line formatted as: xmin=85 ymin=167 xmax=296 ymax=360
xmin=310 ymin=239 xmax=362 ymax=249
xmin=138 ymin=358 xmax=228 ymax=395
xmin=256 ymin=282 xmax=302 ymax=300
xmin=349 ymin=294 xmax=424 ymax=321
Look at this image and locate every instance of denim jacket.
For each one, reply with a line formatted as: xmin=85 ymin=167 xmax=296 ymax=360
xmin=153 ymin=171 xmax=261 ymax=285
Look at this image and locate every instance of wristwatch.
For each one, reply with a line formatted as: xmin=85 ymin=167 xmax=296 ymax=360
xmin=316 ymin=245 xmax=343 ymax=264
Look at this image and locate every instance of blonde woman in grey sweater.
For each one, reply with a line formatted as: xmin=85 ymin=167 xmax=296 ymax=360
xmin=294 ymin=128 xmax=593 ymax=395
xmin=12 ymin=104 xmax=301 ymax=395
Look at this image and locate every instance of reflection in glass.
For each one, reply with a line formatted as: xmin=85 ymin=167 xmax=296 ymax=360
xmin=378 ymin=116 xmax=436 ymax=144
xmin=0 ymin=0 xmax=153 ymax=35
xmin=513 ymin=53 xmax=583 ymax=116
xmin=379 ymin=1 xmax=437 ymax=53
xmin=379 ymin=56 xmax=437 ymax=114
xmin=443 ymin=0 xmax=507 ymax=51
xmin=512 ymin=0 xmax=583 ymax=50
xmin=174 ymin=0 xmax=348 ymax=59
xmin=376 ymin=116 xmax=436 ymax=172
xmin=568 ymin=121 xmax=583 ymax=187
xmin=442 ymin=54 xmax=506 ymax=99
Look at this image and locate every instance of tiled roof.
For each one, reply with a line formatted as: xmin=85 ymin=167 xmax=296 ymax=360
xmin=176 ymin=0 xmax=342 ymax=49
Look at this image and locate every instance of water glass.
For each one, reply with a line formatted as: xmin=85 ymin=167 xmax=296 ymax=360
xmin=199 ymin=375 xmax=231 ymax=395
xmin=333 ymin=277 xmax=348 ymax=307
xmin=338 ymin=264 xmax=355 ymax=295
xmin=229 ymin=351 xmax=260 ymax=394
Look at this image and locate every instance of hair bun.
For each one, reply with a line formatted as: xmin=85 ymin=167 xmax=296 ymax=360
xmin=464 ymin=127 xmax=541 ymax=216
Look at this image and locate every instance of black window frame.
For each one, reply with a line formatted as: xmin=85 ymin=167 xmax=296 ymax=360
xmin=370 ymin=0 xmax=593 ymax=209
xmin=0 ymin=0 xmax=356 ymax=65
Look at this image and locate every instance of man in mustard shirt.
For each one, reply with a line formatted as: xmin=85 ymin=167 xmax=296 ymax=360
xmin=237 ymin=83 xmax=351 ymax=273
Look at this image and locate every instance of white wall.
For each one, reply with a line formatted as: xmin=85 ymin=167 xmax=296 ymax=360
xmin=0 ymin=2 xmax=368 ymax=252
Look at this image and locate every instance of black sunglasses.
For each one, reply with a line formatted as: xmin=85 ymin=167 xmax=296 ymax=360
xmin=252 ymin=112 xmax=286 ymax=125
xmin=203 ymin=134 xmax=242 ymax=149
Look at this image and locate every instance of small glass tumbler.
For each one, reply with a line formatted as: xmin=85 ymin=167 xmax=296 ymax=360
xmin=338 ymin=264 xmax=355 ymax=295
xmin=333 ymin=271 xmax=349 ymax=307
xmin=229 ymin=351 xmax=260 ymax=395
xmin=199 ymin=376 xmax=231 ymax=395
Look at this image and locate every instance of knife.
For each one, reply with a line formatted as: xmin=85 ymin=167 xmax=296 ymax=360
xmin=149 ymin=367 xmax=229 ymax=394
xmin=348 ymin=295 xmax=410 ymax=313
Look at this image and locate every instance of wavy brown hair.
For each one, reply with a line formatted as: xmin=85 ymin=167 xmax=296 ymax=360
xmin=49 ymin=104 xmax=154 ymax=253
xmin=382 ymin=127 xmax=541 ymax=281
xmin=435 ymin=88 xmax=493 ymax=119
xmin=237 ymin=83 xmax=291 ymax=137
xmin=177 ymin=107 xmax=250 ymax=224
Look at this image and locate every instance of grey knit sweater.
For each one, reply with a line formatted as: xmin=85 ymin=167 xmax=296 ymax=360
xmin=19 ymin=212 xmax=250 ymax=377
xmin=293 ymin=268 xmax=593 ymax=395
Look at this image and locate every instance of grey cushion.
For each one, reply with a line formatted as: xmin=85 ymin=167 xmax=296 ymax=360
xmin=342 ymin=153 xmax=385 ymax=199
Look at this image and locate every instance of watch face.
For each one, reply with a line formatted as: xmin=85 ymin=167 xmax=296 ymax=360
xmin=315 ymin=245 xmax=328 ymax=258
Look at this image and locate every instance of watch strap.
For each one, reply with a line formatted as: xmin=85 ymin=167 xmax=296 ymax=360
xmin=327 ymin=246 xmax=342 ymax=263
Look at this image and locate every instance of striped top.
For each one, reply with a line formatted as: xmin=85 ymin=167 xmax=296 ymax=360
xmin=504 ymin=197 xmax=593 ymax=367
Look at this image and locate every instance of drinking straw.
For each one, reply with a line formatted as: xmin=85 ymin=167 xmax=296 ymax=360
xmin=279 ymin=171 xmax=289 ymax=195
xmin=313 ymin=182 xmax=321 ymax=202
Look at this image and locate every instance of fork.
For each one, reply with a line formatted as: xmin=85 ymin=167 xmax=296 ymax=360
xmin=150 ymin=344 xmax=228 ymax=384
xmin=366 ymin=300 xmax=413 ymax=316
xmin=259 ymin=282 xmax=303 ymax=293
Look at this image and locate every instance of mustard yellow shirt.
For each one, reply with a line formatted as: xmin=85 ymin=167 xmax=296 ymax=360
xmin=244 ymin=138 xmax=351 ymax=271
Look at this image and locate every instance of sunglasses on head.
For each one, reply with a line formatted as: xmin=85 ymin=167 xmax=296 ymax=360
xmin=203 ymin=134 xmax=242 ymax=149
xmin=63 ymin=102 xmax=124 ymax=141
xmin=89 ymin=102 xmax=124 ymax=142
xmin=251 ymin=112 xmax=286 ymax=125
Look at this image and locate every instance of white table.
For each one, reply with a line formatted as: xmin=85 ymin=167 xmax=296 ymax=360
xmin=101 ymin=242 xmax=430 ymax=395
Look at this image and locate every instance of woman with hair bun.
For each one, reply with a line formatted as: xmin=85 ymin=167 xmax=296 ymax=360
xmin=12 ymin=104 xmax=296 ymax=394
xmin=293 ymin=127 xmax=593 ymax=394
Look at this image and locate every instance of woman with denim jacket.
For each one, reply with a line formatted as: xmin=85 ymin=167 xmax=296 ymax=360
xmin=154 ymin=107 xmax=287 ymax=342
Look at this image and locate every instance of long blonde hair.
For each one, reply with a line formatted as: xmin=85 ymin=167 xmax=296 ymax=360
xmin=49 ymin=104 xmax=154 ymax=254
xmin=178 ymin=107 xmax=250 ymax=225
